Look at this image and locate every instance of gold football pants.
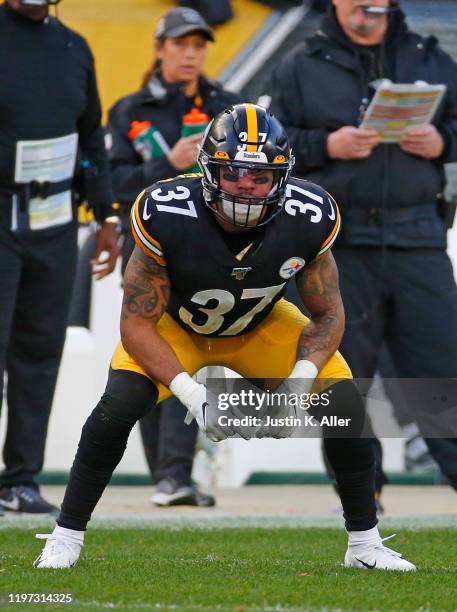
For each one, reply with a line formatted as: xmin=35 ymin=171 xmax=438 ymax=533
xmin=111 ymin=298 xmax=352 ymax=402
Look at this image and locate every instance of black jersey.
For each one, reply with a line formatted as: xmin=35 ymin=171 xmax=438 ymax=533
xmin=131 ymin=175 xmax=340 ymax=337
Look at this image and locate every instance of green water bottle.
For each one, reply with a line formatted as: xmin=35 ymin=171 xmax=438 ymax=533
xmin=181 ymin=108 xmax=209 ymax=173
xmin=128 ymin=120 xmax=170 ymax=161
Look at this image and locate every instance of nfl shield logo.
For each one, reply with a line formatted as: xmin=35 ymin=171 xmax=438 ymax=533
xmin=231 ymin=267 xmax=252 ymax=280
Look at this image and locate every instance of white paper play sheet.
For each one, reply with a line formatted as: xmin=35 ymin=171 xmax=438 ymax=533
xmin=361 ymin=80 xmax=446 ymax=143
xmin=14 ymin=133 xmax=78 ymax=183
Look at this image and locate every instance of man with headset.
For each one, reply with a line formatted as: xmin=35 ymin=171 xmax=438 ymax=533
xmin=0 ymin=0 xmax=119 ymax=515
xmin=269 ymin=0 xmax=457 ymax=498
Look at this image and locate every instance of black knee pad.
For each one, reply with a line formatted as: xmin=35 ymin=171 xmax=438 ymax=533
xmin=77 ymin=371 xmax=158 ymax=468
xmin=311 ymin=379 xmax=367 ymax=438
xmin=104 ymin=368 xmax=158 ymax=421
xmin=97 ymin=393 xmax=149 ymax=428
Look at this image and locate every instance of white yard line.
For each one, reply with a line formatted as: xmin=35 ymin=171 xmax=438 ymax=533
xmin=2 ymin=513 xmax=456 ymax=530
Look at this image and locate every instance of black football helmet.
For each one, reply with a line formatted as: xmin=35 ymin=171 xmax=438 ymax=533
xmin=198 ymin=103 xmax=294 ymax=228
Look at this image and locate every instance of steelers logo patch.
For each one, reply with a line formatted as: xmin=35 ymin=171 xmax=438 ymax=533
xmin=279 ymin=257 xmax=306 ymax=279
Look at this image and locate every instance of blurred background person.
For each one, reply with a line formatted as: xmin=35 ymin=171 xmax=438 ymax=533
xmin=105 ymin=6 xmax=240 ymax=507
xmin=0 ymin=0 xmax=119 ymax=515
xmin=178 ymin=0 xmax=233 ymax=26
xmin=268 ymin=0 xmax=457 ymax=501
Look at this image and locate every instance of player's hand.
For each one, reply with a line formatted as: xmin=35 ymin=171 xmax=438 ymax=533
xmin=169 ymin=372 xmax=208 ymax=430
xmin=256 ymin=360 xmax=318 ymax=439
xmin=256 ymin=395 xmax=300 ymax=439
xmin=91 ymin=221 xmax=119 ymax=280
xmin=169 ymin=372 xmax=231 ymax=442
xmin=185 ymin=385 xmax=240 ymax=443
xmin=274 ymin=360 xmax=318 ymax=398
xmin=167 ymin=134 xmax=203 ymax=171
xmin=399 ymin=124 xmax=444 ymax=159
xmin=327 ymin=126 xmax=381 ymax=160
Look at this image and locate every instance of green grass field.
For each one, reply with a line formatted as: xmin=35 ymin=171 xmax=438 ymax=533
xmin=1 ymin=526 xmax=456 ymax=611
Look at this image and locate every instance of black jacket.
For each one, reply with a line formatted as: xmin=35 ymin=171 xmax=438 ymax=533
xmin=269 ymin=7 xmax=457 ymax=247
xmin=0 ymin=4 xmax=114 ymax=221
xmin=106 ymin=72 xmax=240 ymax=212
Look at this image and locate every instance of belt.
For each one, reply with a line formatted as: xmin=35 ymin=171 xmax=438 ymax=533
xmin=0 ymin=178 xmax=73 ymax=203
xmin=344 ymin=204 xmax=438 ymax=226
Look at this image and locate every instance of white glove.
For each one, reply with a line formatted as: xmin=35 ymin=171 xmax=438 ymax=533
xmin=169 ymin=372 xmax=234 ymax=442
xmin=169 ymin=372 xmax=208 ymax=429
xmin=256 ymin=360 xmax=318 ymax=439
xmin=255 ymin=393 xmax=298 ymax=439
xmin=216 ymin=378 xmax=265 ymax=441
xmin=273 ymin=359 xmax=318 ymax=398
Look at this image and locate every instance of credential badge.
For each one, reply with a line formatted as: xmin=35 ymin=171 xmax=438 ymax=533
xmin=279 ymin=257 xmax=306 ymax=279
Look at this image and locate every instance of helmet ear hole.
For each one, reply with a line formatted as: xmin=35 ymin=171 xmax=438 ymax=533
xmin=199 ymin=103 xmax=294 ymax=228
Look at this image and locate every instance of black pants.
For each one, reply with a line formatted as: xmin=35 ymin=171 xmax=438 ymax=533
xmin=0 ymin=219 xmax=78 ymax=488
xmin=122 ymin=228 xmax=197 ymax=486
xmin=58 ymin=369 xmax=377 ymax=532
xmin=334 ymin=246 xmax=457 ymax=489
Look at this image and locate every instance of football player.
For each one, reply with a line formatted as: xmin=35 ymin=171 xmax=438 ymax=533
xmin=34 ymin=104 xmax=415 ymax=571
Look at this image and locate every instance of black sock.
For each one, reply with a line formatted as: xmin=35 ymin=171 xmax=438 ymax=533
xmin=58 ymin=457 xmax=115 ymax=531
xmin=316 ymin=380 xmax=378 ymax=531
xmin=327 ymin=455 xmax=378 ymax=531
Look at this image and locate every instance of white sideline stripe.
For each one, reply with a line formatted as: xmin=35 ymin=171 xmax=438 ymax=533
xmin=2 ymin=513 xmax=457 ymax=530
xmin=223 ymin=5 xmax=308 ymax=93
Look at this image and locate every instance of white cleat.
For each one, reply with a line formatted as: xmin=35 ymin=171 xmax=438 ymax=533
xmin=344 ymin=534 xmax=416 ymax=572
xmin=33 ymin=533 xmax=82 ymax=569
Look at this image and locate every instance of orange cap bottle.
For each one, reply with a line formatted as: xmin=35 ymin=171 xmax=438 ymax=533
xmin=181 ymin=108 xmax=209 ymax=137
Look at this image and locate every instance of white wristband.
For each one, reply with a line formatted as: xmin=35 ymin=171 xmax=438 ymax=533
xmin=289 ymin=360 xmax=318 ymax=381
xmin=169 ymin=372 xmax=199 ymax=407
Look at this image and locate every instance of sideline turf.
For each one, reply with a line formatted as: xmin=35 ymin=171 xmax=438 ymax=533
xmin=1 ymin=527 xmax=456 ymax=611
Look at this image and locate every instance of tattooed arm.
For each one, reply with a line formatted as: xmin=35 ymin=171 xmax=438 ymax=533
xmin=120 ymin=246 xmax=184 ymax=386
xmin=295 ymin=250 xmax=345 ymax=370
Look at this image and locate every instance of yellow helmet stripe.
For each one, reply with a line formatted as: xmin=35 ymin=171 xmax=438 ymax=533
xmin=245 ymin=103 xmax=259 ymax=152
